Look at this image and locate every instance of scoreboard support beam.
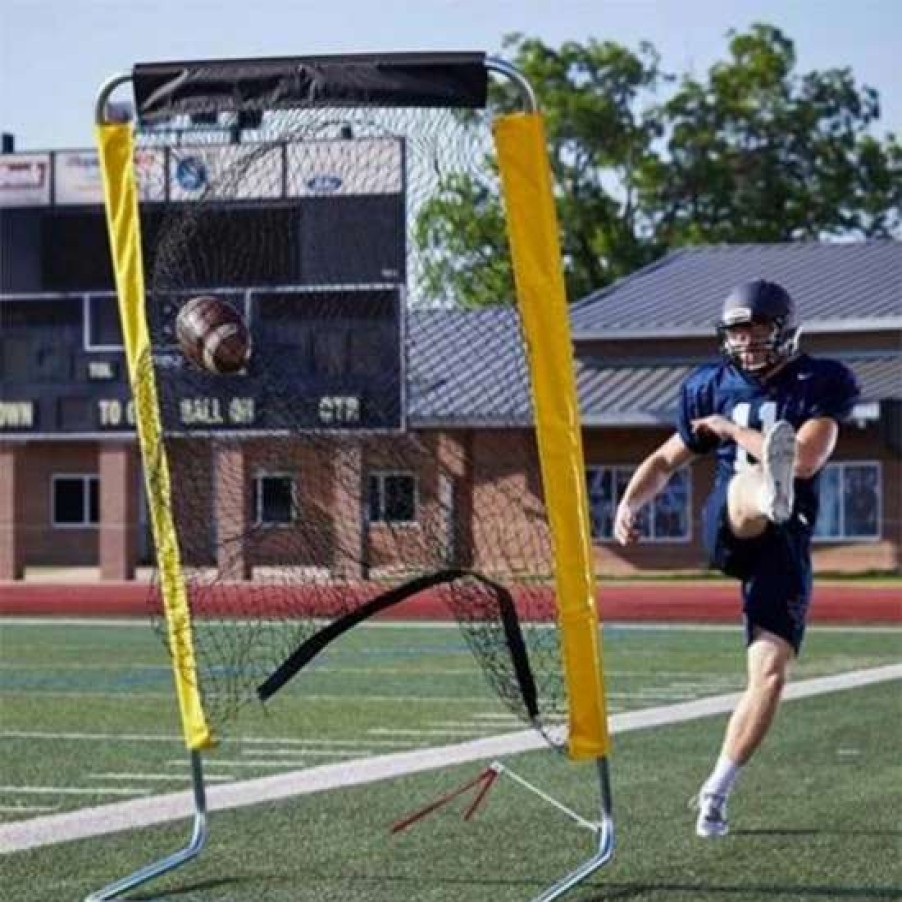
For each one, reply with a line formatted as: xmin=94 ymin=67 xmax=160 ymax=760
xmin=0 ymin=444 xmax=25 ymax=580
xmin=99 ymin=442 xmax=139 ymax=580
xmin=214 ymin=442 xmax=251 ymax=581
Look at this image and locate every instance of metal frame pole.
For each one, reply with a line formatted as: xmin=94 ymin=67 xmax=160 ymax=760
xmin=85 ymin=750 xmax=208 ymax=902
xmin=90 ymin=74 xmax=210 ymax=902
xmin=485 ymin=55 xmax=616 ymax=902
xmin=531 ymin=756 xmax=615 ymax=902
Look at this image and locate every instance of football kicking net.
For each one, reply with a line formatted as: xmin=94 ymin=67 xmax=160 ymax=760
xmin=94 ymin=53 xmax=612 ymax=902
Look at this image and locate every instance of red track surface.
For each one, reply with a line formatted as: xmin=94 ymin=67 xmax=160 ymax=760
xmin=0 ymin=582 xmax=898 ymax=623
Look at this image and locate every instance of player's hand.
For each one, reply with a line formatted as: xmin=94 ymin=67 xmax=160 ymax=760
xmin=691 ymin=415 xmax=736 ymax=442
xmin=614 ymin=501 xmax=640 ymax=546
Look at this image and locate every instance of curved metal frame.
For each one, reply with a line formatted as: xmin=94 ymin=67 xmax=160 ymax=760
xmin=532 ymin=758 xmax=615 ymax=902
xmin=95 ymin=73 xmax=133 ymax=126
xmin=89 ymin=55 xmax=613 ymax=902
xmin=84 ymin=751 xmax=207 ymax=901
xmin=485 ymin=55 xmax=538 ymax=112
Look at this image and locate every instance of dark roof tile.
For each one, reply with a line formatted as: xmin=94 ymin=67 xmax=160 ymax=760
xmin=571 ymin=243 xmax=902 ymax=336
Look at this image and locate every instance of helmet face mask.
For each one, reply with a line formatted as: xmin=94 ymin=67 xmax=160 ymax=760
xmin=716 ymin=281 xmax=800 ymax=376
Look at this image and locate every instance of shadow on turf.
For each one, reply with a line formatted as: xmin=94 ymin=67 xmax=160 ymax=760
xmin=734 ymin=827 xmax=902 ymax=837
xmin=120 ymin=873 xmax=902 ymax=902
xmin=124 ymin=873 xmax=554 ymax=900
xmin=581 ymin=883 xmax=902 ymax=900
xmin=127 ymin=876 xmax=256 ymax=900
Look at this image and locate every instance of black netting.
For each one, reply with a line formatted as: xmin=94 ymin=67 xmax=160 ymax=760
xmin=133 ymin=98 xmax=569 ymax=749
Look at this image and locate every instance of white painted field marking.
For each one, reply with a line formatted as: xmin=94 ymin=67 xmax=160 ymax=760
xmin=366 ymin=727 xmax=495 ymax=737
xmin=0 ymin=731 xmax=184 ymax=744
xmin=1 ymin=691 xmax=173 ymax=700
xmin=309 ymin=667 xmax=477 ymax=676
xmin=0 ymin=786 xmax=149 ymax=797
xmin=430 ymin=720 xmax=516 ymax=728
xmin=240 ymin=749 xmax=374 ymax=759
xmin=0 ymin=731 xmax=414 ymax=748
xmin=1 ymin=690 xmax=502 ymax=703
xmin=2 ymin=663 xmax=898 ymax=854
xmin=240 ymin=737 xmax=416 ymax=747
xmin=0 ymin=663 xmax=168 ymax=671
xmin=90 ymin=774 xmax=235 ymax=783
xmin=167 ymin=760 xmax=309 ymax=769
xmin=0 ymin=805 xmax=59 ymax=814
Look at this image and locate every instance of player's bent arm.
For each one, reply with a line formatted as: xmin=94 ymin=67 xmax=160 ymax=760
xmin=795 ymin=417 xmax=840 ymax=479
xmin=614 ymin=433 xmax=696 ymax=545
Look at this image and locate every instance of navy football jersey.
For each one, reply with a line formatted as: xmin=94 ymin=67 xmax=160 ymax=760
xmin=676 ymin=353 xmax=861 ymax=525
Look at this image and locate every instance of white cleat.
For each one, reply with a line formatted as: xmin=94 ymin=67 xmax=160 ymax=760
xmin=761 ymin=420 xmax=796 ymax=524
xmin=694 ymin=792 xmax=729 ymax=838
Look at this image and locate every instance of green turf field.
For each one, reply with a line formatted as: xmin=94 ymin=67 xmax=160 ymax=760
xmin=1 ymin=620 xmax=900 ymax=901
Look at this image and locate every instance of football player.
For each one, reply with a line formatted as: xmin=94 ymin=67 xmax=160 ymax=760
xmin=613 ymin=279 xmax=860 ymax=837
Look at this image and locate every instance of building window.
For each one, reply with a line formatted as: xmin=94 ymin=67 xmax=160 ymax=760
xmin=52 ymin=475 xmax=99 ymax=527
xmin=368 ymin=472 xmax=417 ymax=524
xmin=253 ymin=474 xmax=297 ymax=525
xmin=586 ymin=465 xmax=690 ymax=542
xmin=814 ymin=462 xmax=881 ymax=541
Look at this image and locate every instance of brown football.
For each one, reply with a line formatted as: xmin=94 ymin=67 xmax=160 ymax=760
xmin=175 ymin=296 xmax=250 ymax=375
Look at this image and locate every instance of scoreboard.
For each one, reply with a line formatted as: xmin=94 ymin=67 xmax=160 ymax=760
xmin=0 ymin=138 xmax=406 ymax=436
xmin=0 ymin=287 xmax=405 ymax=436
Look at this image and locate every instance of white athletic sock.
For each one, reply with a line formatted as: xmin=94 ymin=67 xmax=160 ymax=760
xmin=703 ymin=754 xmax=741 ymax=798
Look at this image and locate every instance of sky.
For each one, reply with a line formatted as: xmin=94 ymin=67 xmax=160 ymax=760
xmin=0 ymin=0 xmax=900 ymax=152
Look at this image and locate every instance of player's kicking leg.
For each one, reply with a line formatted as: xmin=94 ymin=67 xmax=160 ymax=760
xmin=726 ymin=420 xmax=797 ymax=539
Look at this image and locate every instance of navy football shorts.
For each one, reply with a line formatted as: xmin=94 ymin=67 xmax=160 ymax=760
xmin=702 ymin=480 xmax=813 ymax=654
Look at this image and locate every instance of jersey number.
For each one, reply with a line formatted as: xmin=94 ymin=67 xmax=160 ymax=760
xmin=732 ymin=401 xmax=778 ymax=471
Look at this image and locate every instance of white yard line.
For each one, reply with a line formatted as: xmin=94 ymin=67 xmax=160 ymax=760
xmin=239 ymin=749 xmax=375 ymax=758
xmin=90 ymin=773 xmax=235 ymax=783
xmin=430 ymin=720 xmax=520 ymax=728
xmin=0 ymin=786 xmax=150 ymax=797
xmin=473 ymin=711 xmax=520 ymax=723
xmin=366 ymin=727 xmax=496 ymax=737
xmin=2 ymin=663 xmax=899 ymax=854
xmin=0 ymin=731 xmax=185 ymax=744
xmin=0 ymin=690 xmax=502 ymax=703
xmin=167 ymin=760 xmax=310 ymax=769
xmin=0 ymin=731 xmax=415 ymax=747
xmin=0 ymin=805 xmax=59 ymax=814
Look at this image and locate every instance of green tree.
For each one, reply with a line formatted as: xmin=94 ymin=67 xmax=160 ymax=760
xmin=414 ymin=172 xmax=512 ymax=310
xmin=641 ymin=24 xmax=901 ymax=243
xmin=415 ymin=34 xmax=666 ymax=307
xmin=415 ymin=26 xmax=901 ymax=307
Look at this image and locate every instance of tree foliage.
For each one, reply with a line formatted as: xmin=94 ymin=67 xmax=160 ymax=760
xmin=644 ymin=24 xmax=902 ymax=244
xmin=415 ymin=24 xmax=900 ymax=307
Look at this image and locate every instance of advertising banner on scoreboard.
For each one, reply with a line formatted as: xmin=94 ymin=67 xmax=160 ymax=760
xmin=54 ymin=151 xmax=103 ymax=204
xmin=0 ymin=154 xmax=51 ymax=207
xmin=56 ymin=149 xmax=166 ymax=204
xmin=286 ymin=138 xmax=402 ymax=196
xmin=169 ymin=143 xmax=283 ymax=201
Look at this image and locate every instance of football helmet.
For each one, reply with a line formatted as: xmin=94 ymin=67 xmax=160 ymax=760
xmin=716 ymin=279 xmax=800 ymax=374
